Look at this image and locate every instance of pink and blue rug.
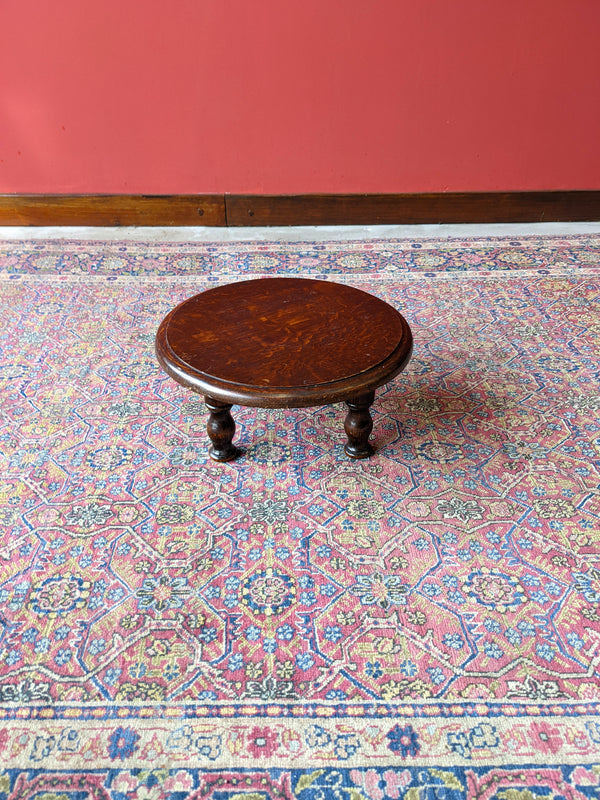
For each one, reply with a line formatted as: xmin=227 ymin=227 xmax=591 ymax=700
xmin=1 ymin=235 xmax=600 ymax=798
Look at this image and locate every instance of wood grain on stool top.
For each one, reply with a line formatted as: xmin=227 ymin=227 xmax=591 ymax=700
xmin=156 ymin=277 xmax=412 ymax=408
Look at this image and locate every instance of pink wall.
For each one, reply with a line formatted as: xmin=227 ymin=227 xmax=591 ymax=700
xmin=1 ymin=0 xmax=599 ymax=194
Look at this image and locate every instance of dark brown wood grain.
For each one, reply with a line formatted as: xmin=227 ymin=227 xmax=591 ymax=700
xmin=0 ymin=194 xmax=225 ymax=226
xmin=344 ymin=391 xmax=376 ymax=459
xmin=226 ymin=192 xmax=600 ymax=226
xmin=156 ymin=278 xmax=412 ymax=408
xmin=155 ymin=278 xmax=413 ymax=460
xmin=205 ymin=397 xmax=239 ymax=462
xmin=1 ymin=192 xmax=598 ymax=226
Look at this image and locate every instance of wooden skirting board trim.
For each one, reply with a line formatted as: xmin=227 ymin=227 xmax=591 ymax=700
xmin=0 ymin=195 xmax=226 ymax=227
xmin=0 ymin=192 xmax=599 ymax=227
xmin=226 ymin=192 xmax=600 ymax=226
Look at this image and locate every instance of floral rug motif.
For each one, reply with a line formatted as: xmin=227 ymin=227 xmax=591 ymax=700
xmin=1 ymin=235 xmax=600 ymax=798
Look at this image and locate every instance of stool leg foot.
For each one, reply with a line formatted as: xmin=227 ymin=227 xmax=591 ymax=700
xmin=344 ymin=391 xmax=375 ymax=458
xmin=205 ymin=396 xmax=239 ymax=462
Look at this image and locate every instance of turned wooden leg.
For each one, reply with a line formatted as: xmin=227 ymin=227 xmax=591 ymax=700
xmin=344 ymin=390 xmax=376 ymax=458
xmin=205 ymin=396 xmax=239 ymax=462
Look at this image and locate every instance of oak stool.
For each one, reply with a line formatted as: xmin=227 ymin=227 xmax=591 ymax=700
xmin=155 ymin=277 xmax=412 ymax=461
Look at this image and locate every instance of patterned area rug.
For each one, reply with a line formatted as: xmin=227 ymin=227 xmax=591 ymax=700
xmin=1 ymin=235 xmax=600 ymax=798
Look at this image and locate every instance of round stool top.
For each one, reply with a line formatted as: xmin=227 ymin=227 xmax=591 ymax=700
xmin=155 ymin=277 xmax=412 ymax=407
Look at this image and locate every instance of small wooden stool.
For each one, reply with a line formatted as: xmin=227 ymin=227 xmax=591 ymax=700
xmin=155 ymin=278 xmax=412 ymax=461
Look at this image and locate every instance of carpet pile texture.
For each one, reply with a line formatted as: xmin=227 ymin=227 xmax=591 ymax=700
xmin=1 ymin=235 xmax=600 ymax=798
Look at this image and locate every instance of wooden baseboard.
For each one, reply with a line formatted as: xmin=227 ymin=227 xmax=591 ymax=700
xmin=0 ymin=192 xmax=599 ymax=227
xmin=226 ymin=192 xmax=600 ymax=226
xmin=0 ymin=195 xmax=226 ymax=226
